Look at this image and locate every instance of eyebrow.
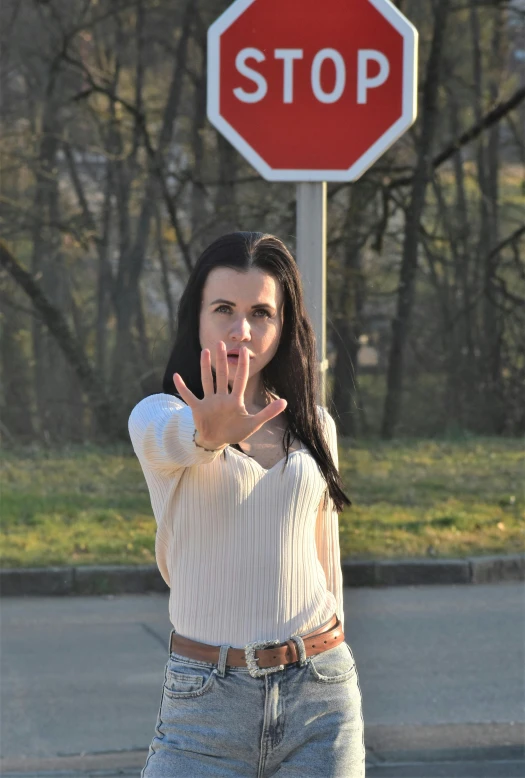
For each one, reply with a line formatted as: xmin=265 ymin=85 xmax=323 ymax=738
xmin=209 ymin=298 xmax=276 ymax=311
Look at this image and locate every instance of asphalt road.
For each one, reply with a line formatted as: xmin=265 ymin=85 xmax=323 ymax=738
xmin=1 ymin=582 xmax=523 ymax=776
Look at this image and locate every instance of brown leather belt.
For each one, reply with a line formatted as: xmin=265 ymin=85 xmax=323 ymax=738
xmin=170 ymin=614 xmax=344 ymax=678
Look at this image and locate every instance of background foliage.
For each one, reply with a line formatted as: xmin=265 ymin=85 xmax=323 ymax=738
xmin=0 ymin=0 xmax=524 ymax=445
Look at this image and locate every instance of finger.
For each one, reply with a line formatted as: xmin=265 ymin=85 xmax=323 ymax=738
xmin=215 ymin=340 xmax=229 ymax=394
xmin=252 ymin=398 xmax=287 ymax=428
xmin=201 ymin=349 xmax=214 ymax=396
xmin=231 ymin=345 xmax=250 ymax=399
xmin=173 ymin=373 xmax=196 ymax=408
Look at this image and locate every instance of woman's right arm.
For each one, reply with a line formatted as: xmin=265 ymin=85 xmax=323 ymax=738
xmin=128 ymin=393 xmax=226 ymax=473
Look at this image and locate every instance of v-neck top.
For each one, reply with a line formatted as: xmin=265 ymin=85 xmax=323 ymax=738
xmin=128 ymin=392 xmax=345 ymax=647
xmin=229 ymin=441 xmax=307 ymax=472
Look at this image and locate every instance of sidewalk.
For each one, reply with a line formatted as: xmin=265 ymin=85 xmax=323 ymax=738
xmin=1 ymin=553 xmax=523 ymax=596
xmin=0 ymin=725 xmax=523 ymax=777
xmin=1 ymin=582 xmax=523 ymax=777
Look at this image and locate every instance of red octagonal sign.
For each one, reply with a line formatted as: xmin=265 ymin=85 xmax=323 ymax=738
xmin=207 ymin=0 xmax=417 ymax=181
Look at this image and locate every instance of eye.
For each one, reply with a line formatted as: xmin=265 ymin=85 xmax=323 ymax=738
xmin=215 ymin=305 xmax=271 ymax=318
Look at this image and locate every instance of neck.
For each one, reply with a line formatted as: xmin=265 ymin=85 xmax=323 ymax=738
xmin=232 ymin=375 xmax=274 ymax=413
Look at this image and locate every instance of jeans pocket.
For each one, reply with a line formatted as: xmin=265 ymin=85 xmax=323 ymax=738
xmin=162 ymin=654 xmax=217 ymax=699
xmin=308 ymin=641 xmax=357 ymax=684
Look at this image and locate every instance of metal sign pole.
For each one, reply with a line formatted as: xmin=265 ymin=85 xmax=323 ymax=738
xmin=296 ymin=182 xmax=328 ymax=408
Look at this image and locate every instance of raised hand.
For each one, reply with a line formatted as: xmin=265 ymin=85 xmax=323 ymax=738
xmin=173 ymin=341 xmax=287 ymax=449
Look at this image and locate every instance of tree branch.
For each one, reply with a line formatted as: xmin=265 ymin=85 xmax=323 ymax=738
xmin=0 ymin=241 xmax=127 ymax=439
xmin=389 ymin=85 xmax=525 ymax=189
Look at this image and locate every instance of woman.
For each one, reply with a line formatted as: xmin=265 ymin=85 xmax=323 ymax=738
xmin=128 ymin=231 xmax=366 ymax=777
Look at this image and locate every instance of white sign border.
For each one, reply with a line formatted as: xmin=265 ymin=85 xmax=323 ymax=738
xmin=207 ymin=0 xmax=418 ymax=182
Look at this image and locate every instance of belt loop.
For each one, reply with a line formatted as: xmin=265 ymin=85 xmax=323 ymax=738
xmin=290 ymin=634 xmax=308 ymax=667
xmin=168 ymin=628 xmax=175 ymax=655
xmin=217 ymin=644 xmax=230 ymax=677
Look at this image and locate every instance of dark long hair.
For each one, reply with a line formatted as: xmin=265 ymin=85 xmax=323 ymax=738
xmin=162 ymin=231 xmax=351 ymax=513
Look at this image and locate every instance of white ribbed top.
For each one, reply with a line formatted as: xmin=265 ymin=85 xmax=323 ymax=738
xmin=128 ymin=393 xmax=344 ymax=648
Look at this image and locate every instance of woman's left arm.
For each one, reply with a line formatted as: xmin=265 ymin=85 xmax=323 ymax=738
xmin=314 ymin=408 xmax=345 ymax=634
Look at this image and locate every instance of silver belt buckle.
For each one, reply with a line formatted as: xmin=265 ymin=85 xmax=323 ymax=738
xmin=244 ymin=639 xmax=285 ymax=679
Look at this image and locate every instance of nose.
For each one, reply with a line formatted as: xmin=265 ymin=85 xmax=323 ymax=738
xmin=229 ymin=317 xmax=252 ymax=340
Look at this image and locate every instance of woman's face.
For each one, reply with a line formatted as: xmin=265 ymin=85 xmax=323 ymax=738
xmin=199 ymin=266 xmax=284 ymax=385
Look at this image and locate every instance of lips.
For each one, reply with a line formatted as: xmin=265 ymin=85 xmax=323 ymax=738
xmin=227 ymin=350 xmax=253 ymax=358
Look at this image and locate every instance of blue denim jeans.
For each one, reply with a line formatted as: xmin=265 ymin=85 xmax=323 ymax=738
xmin=141 ymin=624 xmax=366 ymax=777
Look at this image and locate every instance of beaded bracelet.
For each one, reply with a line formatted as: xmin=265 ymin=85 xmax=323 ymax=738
xmin=192 ymin=428 xmax=221 ymax=452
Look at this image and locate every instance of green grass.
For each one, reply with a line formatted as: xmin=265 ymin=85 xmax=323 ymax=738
xmin=0 ymin=437 xmax=523 ymax=568
xmin=337 ymin=436 xmax=525 ymax=560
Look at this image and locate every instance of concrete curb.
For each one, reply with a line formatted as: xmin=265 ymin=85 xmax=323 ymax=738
xmin=1 ymin=554 xmax=523 ymax=596
xmin=341 ymin=553 xmax=525 ymax=587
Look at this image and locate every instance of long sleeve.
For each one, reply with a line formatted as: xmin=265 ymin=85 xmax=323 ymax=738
xmin=128 ymin=393 xmax=225 ymax=473
xmin=127 ymin=392 xmax=348 ymax=645
xmin=128 ymin=393 xmax=224 ymax=588
xmin=314 ymin=407 xmax=345 ymax=634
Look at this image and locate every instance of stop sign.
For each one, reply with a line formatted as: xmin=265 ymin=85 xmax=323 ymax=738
xmin=207 ymin=0 xmax=417 ymax=181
